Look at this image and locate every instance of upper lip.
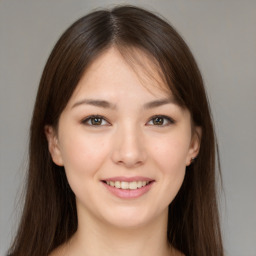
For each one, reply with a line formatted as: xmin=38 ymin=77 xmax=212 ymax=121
xmin=102 ymin=176 xmax=154 ymax=182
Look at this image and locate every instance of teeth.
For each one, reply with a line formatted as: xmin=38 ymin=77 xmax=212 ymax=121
xmin=106 ymin=180 xmax=150 ymax=189
xmin=129 ymin=181 xmax=137 ymax=190
xmin=115 ymin=181 xmax=121 ymax=188
xmin=121 ymin=181 xmax=129 ymax=189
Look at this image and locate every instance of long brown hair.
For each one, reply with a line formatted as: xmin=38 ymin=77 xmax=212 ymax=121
xmin=8 ymin=5 xmax=223 ymax=256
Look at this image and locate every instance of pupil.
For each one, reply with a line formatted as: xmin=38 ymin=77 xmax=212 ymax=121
xmin=92 ymin=118 xmax=102 ymax=125
xmin=153 ymin=117 xmax=163 ymax=125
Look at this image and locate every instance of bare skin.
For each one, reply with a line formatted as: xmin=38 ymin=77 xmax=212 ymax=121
xmin=47 ymin=47 xmax=199 ymax=256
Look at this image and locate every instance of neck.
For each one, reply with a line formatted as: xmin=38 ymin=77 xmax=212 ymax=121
xmin=66 ymin=207 xmax=176 ymax=256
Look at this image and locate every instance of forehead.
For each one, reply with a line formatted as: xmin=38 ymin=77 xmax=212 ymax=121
xmin=69 ymin=47 xmax=173 ymax=103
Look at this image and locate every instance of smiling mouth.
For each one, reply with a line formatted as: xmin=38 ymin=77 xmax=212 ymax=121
xmin=102 ymin=180 xmax=153 ymax=190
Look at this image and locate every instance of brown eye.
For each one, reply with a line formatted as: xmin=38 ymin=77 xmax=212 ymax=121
xmin=82 ymin=115 xmax=110 ymax=126
xmin=153 ymin=117 xmax=164 ymax=125
xmin=147 ymin=115 xmax=174 ymax=126
xmin=91 ymin=117 xmax=103 ymax=125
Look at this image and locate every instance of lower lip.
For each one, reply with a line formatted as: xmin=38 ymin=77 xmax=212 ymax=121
xmin=102 ymin=181 xmax=154 ymax=199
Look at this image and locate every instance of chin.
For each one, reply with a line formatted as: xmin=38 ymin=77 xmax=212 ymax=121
xmin=100 ymin=205 xmax=164 ymax=230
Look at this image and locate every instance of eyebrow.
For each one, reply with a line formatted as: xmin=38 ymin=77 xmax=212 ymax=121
xmin=72 ymin=99 xmax=116 ymax=109
xmin=71 ymin=97 xmax=178 ymax=110
xmin=143 ymin=98 xmax=178 ymax=109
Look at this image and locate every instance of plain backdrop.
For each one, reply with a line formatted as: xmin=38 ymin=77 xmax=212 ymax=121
xmin=0 ymin=0 xmax=256 ymax=255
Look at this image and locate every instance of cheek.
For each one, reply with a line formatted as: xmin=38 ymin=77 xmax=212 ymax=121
xmin=59 ymin=133 xmax=112 ymax=208
xmin=149 ymin=135 xmax=190 ymax=203
xmin=59 ymin=132 xmax=110 ymax=181
xmin=151 ymin=136 xmax=190 ymax=173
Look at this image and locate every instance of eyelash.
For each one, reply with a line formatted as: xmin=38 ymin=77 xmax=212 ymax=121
xmin=146 ymin=115 xmax=175 ymax=126
xmin=81 ymin=115 xmax=175 ymax=127
xmin=81 ymin=115 xmax=110 ymax=126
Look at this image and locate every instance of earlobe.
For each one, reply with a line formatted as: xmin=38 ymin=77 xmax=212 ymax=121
xmin=44 ymin=125 xmax=64 ymax=166
xmin=186 ymin=127 xmax=202 ymax=166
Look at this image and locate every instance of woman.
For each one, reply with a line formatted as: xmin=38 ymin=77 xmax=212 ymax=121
xmin=8 ymin=5 xmax=223 ymax=256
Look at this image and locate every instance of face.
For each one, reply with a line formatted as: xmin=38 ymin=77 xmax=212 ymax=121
xmin=46 ymin=47 xmax=200 ymax=229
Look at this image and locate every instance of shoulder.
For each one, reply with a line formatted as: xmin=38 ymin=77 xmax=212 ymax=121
xmin=172 ymin=247 xmax=185 ymax=256
xmin=48 ymin=244 xmax=67 ymax=256
xmin=175 ymin=252 xmax=185 ymax=256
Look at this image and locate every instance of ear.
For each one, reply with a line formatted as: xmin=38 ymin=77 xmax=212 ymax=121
xmin=44 ymin=125 xmax=64 ymax=166
xmin=186 ymin=126 xmax=202 ymax=166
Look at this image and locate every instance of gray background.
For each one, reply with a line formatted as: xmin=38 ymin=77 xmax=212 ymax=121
xmin=0 ymin=0 xmax=255 ymax=255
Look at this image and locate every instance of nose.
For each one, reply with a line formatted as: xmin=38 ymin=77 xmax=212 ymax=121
xmin=111 ymin=125 xmax=147 ymax=168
